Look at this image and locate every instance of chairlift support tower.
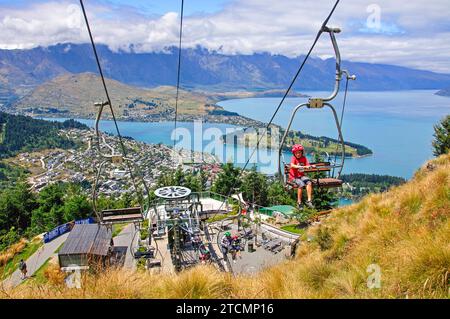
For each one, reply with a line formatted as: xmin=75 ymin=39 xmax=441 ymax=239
xmin=154 ymin=186 xmax=203 ymax=271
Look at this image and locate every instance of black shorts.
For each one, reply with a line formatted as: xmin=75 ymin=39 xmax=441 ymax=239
xmin=292 ymin=176 xmax=312 ymax=188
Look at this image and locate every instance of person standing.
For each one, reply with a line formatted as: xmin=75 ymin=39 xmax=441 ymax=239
xmin=19 ymin=259 xmax=27 ymax=280
xmin=220 ymin=231 xmax=232 ymax=258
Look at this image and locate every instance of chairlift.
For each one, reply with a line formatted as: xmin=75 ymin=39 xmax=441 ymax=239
xmin=92 ymin=100 xmax=150 ymax=225
xmin=278 ymin=26 xmax=356 ymax=190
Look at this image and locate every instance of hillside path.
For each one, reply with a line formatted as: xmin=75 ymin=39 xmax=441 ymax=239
xmin=113 ymin=223 xmax=138 ymax=270
xmin=2 ymin=233 xmax=69 ymax=290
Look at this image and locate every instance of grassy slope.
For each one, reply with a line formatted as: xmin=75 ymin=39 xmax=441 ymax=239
xmin=5 ymin=153 xmax=450 ymax=298
xmin=1 ymin=239 xmax=42 ymax=280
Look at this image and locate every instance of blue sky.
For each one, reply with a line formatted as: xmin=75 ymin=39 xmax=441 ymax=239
xmin=102 ymin=0 xmax=229 ymax=15
xmin=0 ymin=0 xmax=230 ymax=15
xmin=0 ymin=0 xmax=449 ymax=73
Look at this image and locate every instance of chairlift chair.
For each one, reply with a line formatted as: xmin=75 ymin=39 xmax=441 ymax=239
xmin=278 ymin=26 xmax=356 ymax=190
xmin=92 ymin=100 xmax=150 ymax=225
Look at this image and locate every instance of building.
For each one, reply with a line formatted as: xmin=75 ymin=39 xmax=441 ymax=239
xmin=58 ymin=224 xmax=112 ymax=271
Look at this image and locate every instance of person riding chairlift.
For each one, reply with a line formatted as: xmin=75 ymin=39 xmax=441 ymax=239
xmin=289 ymin=144 xmax=315 ymax=210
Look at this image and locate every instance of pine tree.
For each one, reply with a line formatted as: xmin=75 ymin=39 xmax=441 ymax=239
xmin=240 ymin=166 xmax=269 ymax=206
xmin=432 ymin=115 xmax=450 ymax=156
xmin=211 ymin=162 xmax=241 ymax=196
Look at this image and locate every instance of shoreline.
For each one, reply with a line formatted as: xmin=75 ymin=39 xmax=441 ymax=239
xmin=33 ymin=114 xmax=373 ymax=160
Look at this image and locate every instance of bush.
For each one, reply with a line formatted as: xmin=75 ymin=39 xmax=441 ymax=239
xmin=44 ymin=263 xmax=66 ymax=285
xmin=316 ymin=227 xmax=333 ymax=251
xmin=432 ymin=115 xmax=450 ymax=156
xmin=140 ymin=219 xmax=149 ymax=240
xmin=0 ymin=238 xmax=27 ymax=266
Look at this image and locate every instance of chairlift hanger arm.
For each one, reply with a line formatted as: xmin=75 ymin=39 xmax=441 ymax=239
xmin=309 ymin=27 xmax=356 ymax=105
xmin=278 ymin=102 xmax=308 ymax=180
xmin=324 ymin=102 xmax=346 ymax=178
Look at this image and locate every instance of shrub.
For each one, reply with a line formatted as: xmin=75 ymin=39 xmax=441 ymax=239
xmin=316 ymin=227 xmax=333 ymax=251
xmin=0 ymin=238 xmax=27 ymax=267
xmin=44 ymin=263 xmax=66 ymax=286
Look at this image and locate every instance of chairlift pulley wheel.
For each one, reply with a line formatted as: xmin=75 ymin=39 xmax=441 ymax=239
xmin=154 ymin=186 xmax=191 ymax=199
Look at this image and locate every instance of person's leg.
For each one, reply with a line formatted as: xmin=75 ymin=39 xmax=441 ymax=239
xmin=297 ymin=187 xmax=303 ymax=204
xmin=306 ymin=182 xmax=313 ymax=202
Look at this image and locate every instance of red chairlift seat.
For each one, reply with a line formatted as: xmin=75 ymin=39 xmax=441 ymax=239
xmin=284 ymin=162 xmax=343 ymax=189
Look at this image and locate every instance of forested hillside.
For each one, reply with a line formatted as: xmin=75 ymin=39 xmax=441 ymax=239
xmin=0 ymin=112 xmax=87 ymax=159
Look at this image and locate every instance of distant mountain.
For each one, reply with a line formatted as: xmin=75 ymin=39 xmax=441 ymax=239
xmin=1 ymin=44 xmax=450 ymax=95
xmin=10 ymin=73 xmax=222 ymax=120
xmin=436 ymin=87 xmax=450 ymax=97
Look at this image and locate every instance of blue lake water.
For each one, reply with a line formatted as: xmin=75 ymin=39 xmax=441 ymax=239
xmin=219 ymin=90 xmax=450 ymax=179
xmin=46 ymin=90 xmax=449 ymax=180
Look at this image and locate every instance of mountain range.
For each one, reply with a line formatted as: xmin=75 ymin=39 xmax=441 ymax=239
xmin=2 ymin=43 xmax=450 ymax=98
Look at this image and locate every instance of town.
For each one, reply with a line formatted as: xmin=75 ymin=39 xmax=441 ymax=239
xmin=12 ymin=128 xmax=220 ymax=195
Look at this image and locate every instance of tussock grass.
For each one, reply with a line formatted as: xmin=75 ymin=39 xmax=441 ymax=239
xmin=1 ymin=237 xmax=42 ymax=279
xmin=4 ymin=153 xmax=450 ymax=299
xmin=0 ymin=239 xmax=27 ymax=267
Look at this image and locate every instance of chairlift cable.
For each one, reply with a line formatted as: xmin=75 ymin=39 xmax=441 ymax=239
xmin=79 ymin=0 xmax=149 ymax=213
xmin=173 ymin=0 xmax=185 ymax=150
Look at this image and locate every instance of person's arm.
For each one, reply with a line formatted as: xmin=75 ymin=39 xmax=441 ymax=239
xmin=293 ymin=157 xmax=316 ymax=170
xmin=303 ymin=157 xmax=316 ymax=169
xmin=290 ymin=157 xmax=302 ymax=169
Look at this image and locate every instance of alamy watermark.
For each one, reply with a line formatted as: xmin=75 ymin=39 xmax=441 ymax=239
xmin=367 ymin=263 xmax=381 ymax=289
xmin=170 ymin=121 xmax=281 ymax=167
xmin=366 ymin=4 xmax=382 ymax=31
xmin=64 ymin=265 xmax=82 ymax=289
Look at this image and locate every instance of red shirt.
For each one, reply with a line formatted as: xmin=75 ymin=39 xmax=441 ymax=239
xmin=289 ymin=155 xmax=309 ymax=180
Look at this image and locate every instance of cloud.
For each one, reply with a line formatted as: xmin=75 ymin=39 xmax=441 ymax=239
xmin=0 ymin=0 xmax=449 ymax=73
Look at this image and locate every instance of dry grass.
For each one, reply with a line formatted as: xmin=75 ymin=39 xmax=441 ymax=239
xmin=0 ymin=239 xmax=27 ymax=267
xmin=4 ymin=153 xmax=450 ymax=299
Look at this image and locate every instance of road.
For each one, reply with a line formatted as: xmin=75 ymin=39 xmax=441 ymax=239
xmin=113 ymin=223 xmax=139 ymax=270
xmin=1 ymin=233 xmax=69 ymax=290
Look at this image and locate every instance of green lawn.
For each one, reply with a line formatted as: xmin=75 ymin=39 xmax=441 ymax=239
xmin=24 ymin=257 xmax=51 ymax=285
xmin=0 ymin=239 xmax=43 ymax=279
xmin=280 ymin=224 xmax=306 ymax=235
xmin=206 ymin=212 xmax=236 ymax=223
xmin=112 ymin=223 xmax=128 ymax=237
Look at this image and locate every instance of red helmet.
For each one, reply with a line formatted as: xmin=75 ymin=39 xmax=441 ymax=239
xmin=292 ymin=144 xmax=304 ymax=154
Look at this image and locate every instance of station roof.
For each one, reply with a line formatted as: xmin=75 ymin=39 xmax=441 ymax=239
xmin=59 ymin=224 xmax=112 ymax=257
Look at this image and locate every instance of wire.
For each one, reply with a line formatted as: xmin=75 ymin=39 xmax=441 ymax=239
xmin=215 ymin=0 xmax=341 ymax=212
xmin=332 ymin=76 xmax=349 ymax=176
xmin=79 ymin=0 xmax=150 ymax=213
xmin=173 ymin=0 xmax=185 ymax=150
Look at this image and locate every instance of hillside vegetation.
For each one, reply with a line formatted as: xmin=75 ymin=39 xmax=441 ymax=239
xmin=0 ymin=112 xmax=87 ymax=159
xmin=4 ymin=153 xmax=449 ymax=299
xmin=11 ymin=73 xmax=223 ymax=119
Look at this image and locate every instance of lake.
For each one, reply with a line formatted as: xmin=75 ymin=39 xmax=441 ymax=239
xmin=45 ymin=90 xmax=449 ymax=179
xmin=219 ymin=90 xmax=450 ymax=179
